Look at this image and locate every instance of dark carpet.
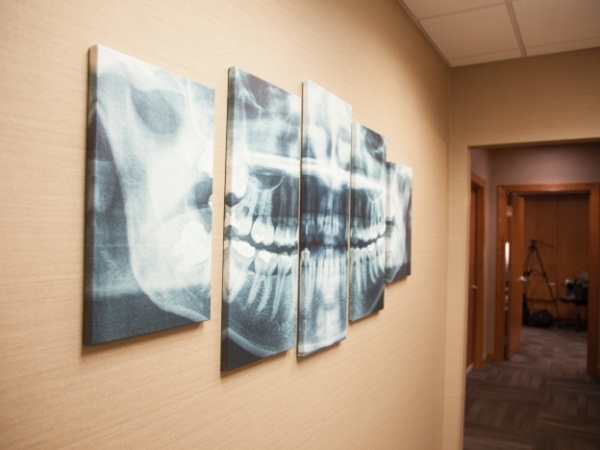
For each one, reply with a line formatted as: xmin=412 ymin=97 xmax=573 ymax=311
xmin=464 ymin=325 xmax=600 ymax=449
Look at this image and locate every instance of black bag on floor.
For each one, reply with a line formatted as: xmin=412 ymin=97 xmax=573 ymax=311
xmin=525 ymin=309 xmax=553 ymax=327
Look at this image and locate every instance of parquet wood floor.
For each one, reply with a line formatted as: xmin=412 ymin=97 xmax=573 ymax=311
xmin=464 ymin=326 xmax=600 ymax=449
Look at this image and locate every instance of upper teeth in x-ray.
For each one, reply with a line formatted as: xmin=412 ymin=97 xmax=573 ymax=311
xmin=385 ymin=162 xmax=413 ymax=283
xmin=298 ymin=81 xmax=352 ymax=356
xmin=349 ymin=123 xmax=387 ymax=321
xmin=84 ymin=46 xmax=215 ymax=344
xmin=222 ymin=67 xmax=301 ymax=371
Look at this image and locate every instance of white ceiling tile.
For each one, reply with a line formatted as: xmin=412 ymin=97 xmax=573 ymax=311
xmin=449 ymin=49 xmax=522 ymax=67
xmin=420 ymin=4 xmax=519 ymax=59
xmin=526 ymin=37 xmax=600 ymax=57
xmin=513 ymin=0 xmax=600 ymax=48
xmin=400 ymin=0 xmax=503 ymax=19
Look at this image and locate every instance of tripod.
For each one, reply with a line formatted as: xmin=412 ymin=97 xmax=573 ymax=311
xmin=522 ymin=239 xmax=560 ymax=318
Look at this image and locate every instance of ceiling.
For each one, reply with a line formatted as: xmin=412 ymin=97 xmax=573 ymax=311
xmin=398 ymin=0 xmax=600 ymax=67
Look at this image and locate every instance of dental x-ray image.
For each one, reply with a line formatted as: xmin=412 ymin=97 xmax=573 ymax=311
xmin=385 ymin=162 xmax=413 ymax=283
xmin=221 ymin=67 xmax=301 ymax=371
xmin=349 ymin=123 xmax=387 ymax=321
xmin=84 ymin=45 xmax=215 ymax=345
xmin=298 ymin=81 xmax=351 ymax=356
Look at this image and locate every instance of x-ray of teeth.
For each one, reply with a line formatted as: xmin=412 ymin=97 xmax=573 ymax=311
xmin=298 ymin=81 xmax=351 ymax=356
xmin=385 ymin=162 xmax=413 ymax=283
xmin=221 ymin=67 xmax=301 ymax=371
xmin=349 ymin=123 xmax=387 ymax=321
xmin=84 ymin=45 xmax=215 ymax=345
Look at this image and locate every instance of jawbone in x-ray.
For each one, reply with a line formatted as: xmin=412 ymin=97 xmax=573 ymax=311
xmin=385 ymin=162 xmax=413 ymax=283
xmin=298 ymin=81 xmax=351 ymax=356
xmin=221 ymin=67 xmax=301 ymax=371
xmin=349 ymin=123 xmax=387 ymax=321
xmin=84 ymin=45 xmax=215 ymax=345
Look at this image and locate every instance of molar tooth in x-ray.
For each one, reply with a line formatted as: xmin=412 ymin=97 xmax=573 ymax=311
xmin=84 ymin=45 xmax=215 ymax=345
xmin=225 ymin=239 xmax=255 ymax=302
xmin=348 ymin=123 xmax=387 ymax=322
xmin=222 ymin=67 xmax=300 ymax=371
xmin=298 ymin=81 xmax=351 ymax=356
xmin=385 ymin=162 xmax=413 ymax=283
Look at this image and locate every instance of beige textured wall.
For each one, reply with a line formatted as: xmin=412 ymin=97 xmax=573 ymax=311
xmin=0 ymin=0 xmax=451 ymax=448
xmin=446 ymin=49 xmax=600 ymax=447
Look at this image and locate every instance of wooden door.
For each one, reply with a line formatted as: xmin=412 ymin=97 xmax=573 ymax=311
xmin=467 ymin=184 xmax=477 ymax=368
xmin=467 ymin=175 xmax=485 ymax=370
xmin=506 ymin=194 xmax=525 ymax=359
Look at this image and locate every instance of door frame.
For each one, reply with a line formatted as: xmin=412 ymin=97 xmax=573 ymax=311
xmin=468 ymin=173 xmax=486 ymax=370
xmin=495 ymin=183 xmax=600 ymax=374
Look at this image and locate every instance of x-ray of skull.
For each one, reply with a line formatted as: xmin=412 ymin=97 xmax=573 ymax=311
xmin=84 ymin=46 xmax=215 ymax=345
xmin=221 ymin=67 xmax=301 ymax=371
xmin=298 ymin=81 xmax=352 ymax=357
xmin=349 ymin=123 xmax=387 ymax=322
xmin=385 ymin=162 xmax=413 ymax=284
xmin=83 ymin=44 xmax=413 ymax=355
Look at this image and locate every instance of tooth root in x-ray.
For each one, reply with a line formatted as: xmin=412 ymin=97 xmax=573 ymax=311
xmin=349 ymin=123 xmax=387 ymax=322
xmin=298 ymin=81 xmax=352 ymax=357
xmin=385 ymin=162 xmax=413 ymax=284
xmin=84 ymin=45 xmax=215 ymax=345
xmin=221 ymin=67 xmax=301 ymax=371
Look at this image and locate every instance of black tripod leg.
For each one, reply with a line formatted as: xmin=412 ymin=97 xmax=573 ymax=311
xmin=533 ymin=247 xmax=560 ymax=317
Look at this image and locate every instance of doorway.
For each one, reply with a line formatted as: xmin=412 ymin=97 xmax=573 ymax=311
xmin=495 ymin=183 xmax=600 ymax=374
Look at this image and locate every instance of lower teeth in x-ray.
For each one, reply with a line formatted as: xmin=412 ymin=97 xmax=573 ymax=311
xmin=385 ymin=162 xmax=413 ymax=283
xmin=298 ymin=81 xmax=352 ymax=356
xmin=349 ymin=123 xmax=387 ymax=321
xmin=222 ymin=67 xmax=301 ymax=371
xmin=84 ymin=45 xmax=215 ymax=345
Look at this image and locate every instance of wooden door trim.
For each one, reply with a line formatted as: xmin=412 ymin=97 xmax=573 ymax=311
xmin=495 ymin=183 xmax=600 ymax=374
xmin=471 ymin=174 xmax=486 ymax=370
xmin=589 ymin=185 xmax=599 ymax=374
xmin=494 ymin=186 xmax=508 ymax=362
xmin=506 ymin=194 xmax=525 ymax=359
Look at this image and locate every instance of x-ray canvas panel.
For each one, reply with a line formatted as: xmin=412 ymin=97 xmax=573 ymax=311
xmin=385 ymin=162 xmax=413 ymax=283
xmin=84 ymin=46 xmax=215 ymax=345
xmin=298 ymin=81 xmax=351 ymax=356
xmin=349 ymin=123 xmax=386 ymax=321
xmin=221 ymin=67 xmax=301 ymax=371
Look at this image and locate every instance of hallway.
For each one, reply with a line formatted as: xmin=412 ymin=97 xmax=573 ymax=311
xmin=464 ymin=326 xmax=600 ymax=449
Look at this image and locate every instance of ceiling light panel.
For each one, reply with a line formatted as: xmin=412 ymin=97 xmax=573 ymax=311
xmin=513 ymin=0 xmax=600 ymax=56
xmin=420 ymin=4 xmax=519 ymax=60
